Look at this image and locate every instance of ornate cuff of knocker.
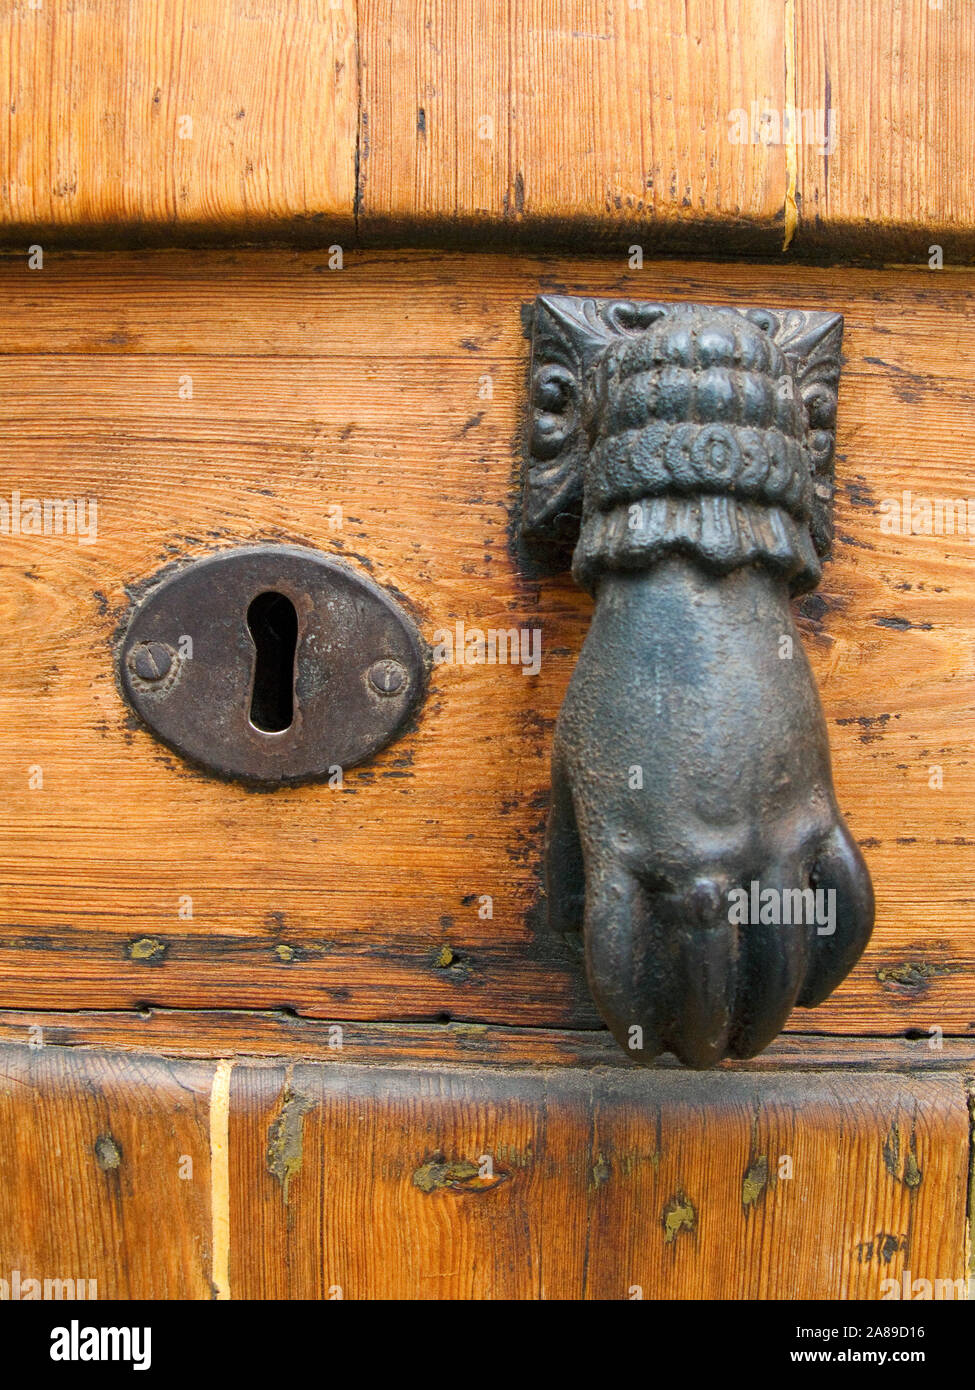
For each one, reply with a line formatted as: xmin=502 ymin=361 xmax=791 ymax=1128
xmin=572 ymin=495 xmax=823 ymax=595
xmin=522 ymin=296 xmax=843 ymax=583
xmin=571 ymin=306 xmax=829 ymax=593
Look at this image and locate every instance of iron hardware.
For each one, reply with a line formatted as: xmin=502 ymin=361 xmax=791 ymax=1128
xmin=521 ymin=295 xmax=875 ymax=1067
xmin=118 ymin=545 xmax=427 ymax=785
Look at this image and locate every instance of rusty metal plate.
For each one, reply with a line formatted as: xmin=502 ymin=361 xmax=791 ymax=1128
xmin=118 ymin=545 xmax=427 ymax=785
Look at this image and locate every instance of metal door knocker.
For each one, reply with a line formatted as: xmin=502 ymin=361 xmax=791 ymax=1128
xmin=521 ymin=296 xmax=874 ymax=1067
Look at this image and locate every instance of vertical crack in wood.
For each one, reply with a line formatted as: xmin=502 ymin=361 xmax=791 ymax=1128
xmin=352 ymin=0 xmax=364 ymax=242
xmin=783 ymin=0 xmax=799 ymax=251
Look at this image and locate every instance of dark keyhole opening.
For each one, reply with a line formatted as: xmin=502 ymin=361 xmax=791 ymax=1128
xmin=246 ymin=591 xmax=298 ymax=733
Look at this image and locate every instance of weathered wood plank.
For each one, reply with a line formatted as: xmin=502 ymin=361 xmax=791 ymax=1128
xmin=2 ymin=1009 xmax=974 ymax=1072
xmin=3 ymin=1 xmax=975 ymax=260
xmin=230 ymin=1058 xmax=971 ymax=1299
xmin=0 ymin=0 xmax=358 ymax=245
xmin=357 ymin=0 xmax=787 ymax=251
xmin=0 ymin=250 xmax=972 ymax=1036
xmin=2 ymin=1037 xmax=966 ymax=1299
xmin=795 ymin=0 xmax=975 ymax=260
xmin=0 ymin=1043 xmax=215 ymax=1299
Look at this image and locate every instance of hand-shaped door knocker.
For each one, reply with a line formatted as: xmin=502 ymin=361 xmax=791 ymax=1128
xmin=522 ymin=297 xmax=874 ymax=1067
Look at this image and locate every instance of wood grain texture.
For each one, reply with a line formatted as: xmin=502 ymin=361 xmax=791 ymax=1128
xmin=0 ymin=0 xmax=358 ymax=244
xmin=356 ymin=0 xmax=787 ymax=250
xmin=230 ymin=1057 xmax=971 ymax=1299
xmin=0 ymin=1042 xmax=215 ymax=1299
xmin=0 ymin=249 xmax=973 ymax=1038
xmin=795 ymin=0 xmax=975 ymax=260
xmin=3 ymin=0 xmax=974 ymax=259
xmin=2 ymin=1009 xmax=974 ymax=1071
xmin=1 ymin=1036 xmax=968 ymax=1299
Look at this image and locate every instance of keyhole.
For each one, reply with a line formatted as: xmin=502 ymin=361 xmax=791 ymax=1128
xmin=246 ymin=591 xmax=298 ymax=733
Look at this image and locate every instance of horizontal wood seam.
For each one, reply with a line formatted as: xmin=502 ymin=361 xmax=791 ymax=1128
xmin=2 ymin=1009 xmax=974 ymax=1072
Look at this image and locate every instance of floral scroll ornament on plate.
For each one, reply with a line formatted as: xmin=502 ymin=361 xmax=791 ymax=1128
xmin=522 ymin=296 xmax=874 ymax=1068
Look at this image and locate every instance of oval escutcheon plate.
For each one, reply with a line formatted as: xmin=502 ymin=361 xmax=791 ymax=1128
xmin=118 ymin=545 xmax=427 ymax=785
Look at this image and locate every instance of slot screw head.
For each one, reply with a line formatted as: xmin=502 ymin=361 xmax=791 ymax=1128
xmin=129 ymin=641 xmax=174 ymax=683
xmin=368 ymin=658 xmax=406 ymax=695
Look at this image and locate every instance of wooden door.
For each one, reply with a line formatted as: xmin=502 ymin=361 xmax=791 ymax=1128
xmin=0 ymin=0 xmax=973 ymax=1309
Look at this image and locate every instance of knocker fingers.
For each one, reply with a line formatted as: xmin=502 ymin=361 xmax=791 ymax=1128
xmin=582 ymin=859 xmax=668 ymax=1063
xmin=581 ymin=825 xmax=871 ymax=1067
xmin=583 ymin=862 xmax=742 ymax=1069
xmin=726 ymin=860 xmax=813 ymax=1061
xmin=797 ymin=818 xmax=875 ymax=1008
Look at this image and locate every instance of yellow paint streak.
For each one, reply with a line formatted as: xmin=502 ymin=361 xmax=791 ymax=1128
xmin=210 ymin=1060 xmax=233 ymax=1300
xmin=783 ymin=0 xmax=799 ymax=251
xmin=967 ymin=1089 xmax=975 ymax=1279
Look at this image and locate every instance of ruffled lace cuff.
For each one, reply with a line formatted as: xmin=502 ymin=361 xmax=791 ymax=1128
xmin=572 ymin=496 xmax=822 ymax=594
xmin=522 ymin=296 xmax=844 ymax=597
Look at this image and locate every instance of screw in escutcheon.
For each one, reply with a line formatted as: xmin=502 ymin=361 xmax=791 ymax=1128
xmin=128 ymin=641 xmax=175 ymax=683
xmin=368 ymin=658 xmax=407 ymax=695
